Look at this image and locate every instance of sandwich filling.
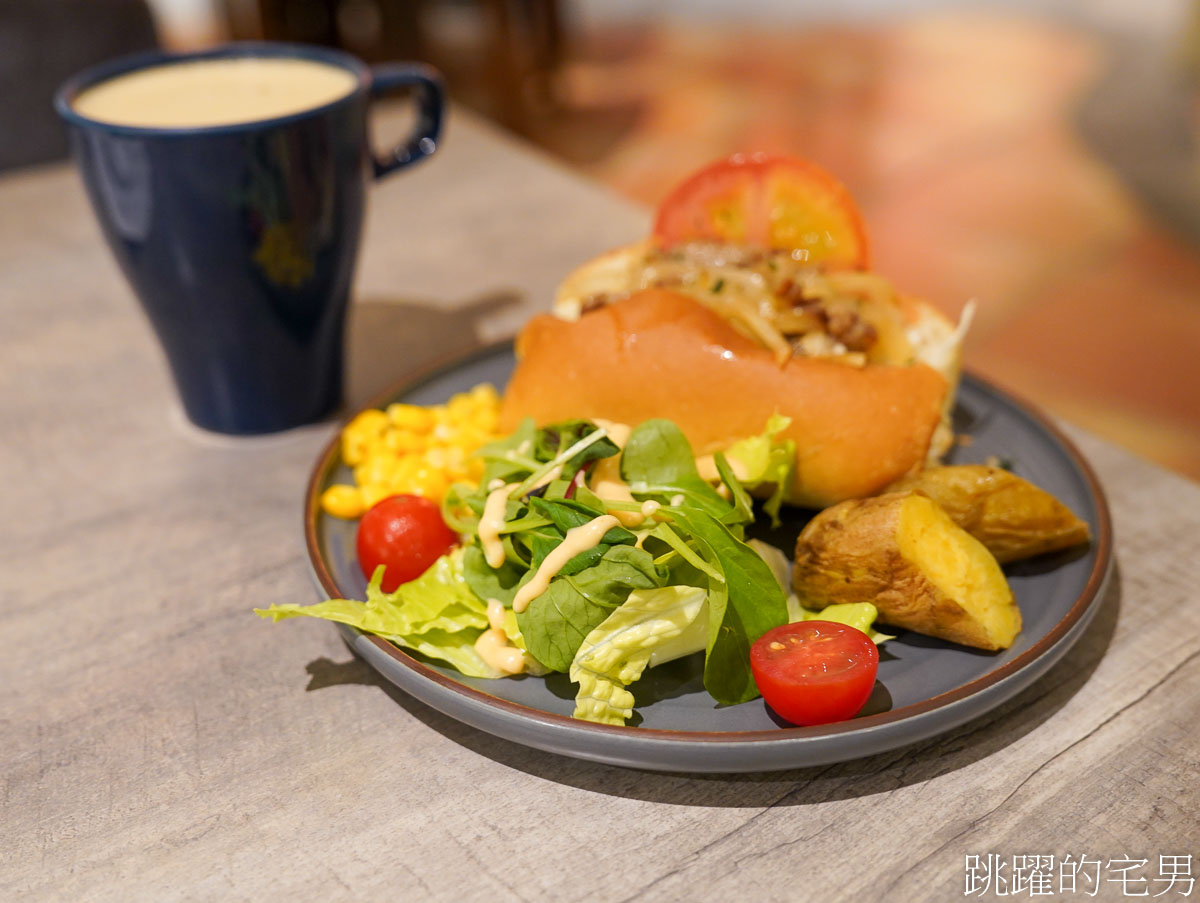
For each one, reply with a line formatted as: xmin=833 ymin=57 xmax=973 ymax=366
xmin=556 ymin=240 xmax=930 ymax=367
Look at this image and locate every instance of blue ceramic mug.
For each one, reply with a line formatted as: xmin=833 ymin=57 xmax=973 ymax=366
xmin=55 ymin=43 xmax=444 ymax=434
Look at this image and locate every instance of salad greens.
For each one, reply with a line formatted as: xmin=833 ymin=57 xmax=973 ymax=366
xmin=723 ymin=413 xmax=796 ymax=525
xmin=571 ymin=585 xmax=707 ymax=724
xmin=448 ymin=416 xmax=793 ymax=720
xmin=256 ymin=547 xmax=510 ymax=679
xmin=259 ymin=413 xmax=890 ymax=727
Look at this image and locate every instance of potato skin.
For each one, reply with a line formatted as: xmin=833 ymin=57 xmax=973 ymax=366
xmin=889 ymin=465 xmax=1090 ymax=563
xmin=792 ymin=492 xmax=1021 ymax=650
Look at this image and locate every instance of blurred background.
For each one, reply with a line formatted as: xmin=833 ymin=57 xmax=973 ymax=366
xmin=4 ymin=0 xmax=1198 ymax=481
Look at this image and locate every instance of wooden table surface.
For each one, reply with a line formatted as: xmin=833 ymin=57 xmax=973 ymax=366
xmin=3 ymin=108 xmax=1198 ymax=902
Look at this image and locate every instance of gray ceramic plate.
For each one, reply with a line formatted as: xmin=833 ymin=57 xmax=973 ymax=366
xmin=304 ymin=342 xmax=1112 ymax=773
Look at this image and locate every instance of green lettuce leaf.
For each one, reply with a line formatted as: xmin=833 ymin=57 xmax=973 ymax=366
xmin=787 ymin=598 xmax=895 ymax=645
xmin=724 ymin=414 xmax=796 ymax=525
xmin=570 ymin=585 xmax=708 ymax=725
xmin=255 ymin=548 xmax=505 ymax=678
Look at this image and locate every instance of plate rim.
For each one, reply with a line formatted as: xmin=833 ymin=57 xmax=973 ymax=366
xmin=303 ymin=339 xmax=1113 ymax=747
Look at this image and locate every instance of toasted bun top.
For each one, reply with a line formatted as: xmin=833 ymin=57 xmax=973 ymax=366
xmin=502 ymin=289 xmax=951 ymax=507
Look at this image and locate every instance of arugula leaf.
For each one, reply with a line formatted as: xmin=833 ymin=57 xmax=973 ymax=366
xmin=533 ymin=419 xmax=621 ymax=471
xmin=514 ymin=425 xmax=612 ymax=498
xmin=524 ymin=497 xmax=637 ymax=577
xmin=528 ymin=496 xmax=631 ymax=537
xmin=713 ymin=451 xmax=754 ymax=526
xmin=649 ymin=522 xmax=724 ymax=583
xmin=462 ymin=543 xmax=525 ymax=606
xmin=571 ymin=483 xmax=607 ymax=513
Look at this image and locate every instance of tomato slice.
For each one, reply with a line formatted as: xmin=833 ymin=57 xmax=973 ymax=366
xmin=356 ymin=494 xmax=460 ymax=591
xmin=750 ymin=620 xmax=879 ymax=726
xmin=652 ymin=154 xmax=870 ymax=269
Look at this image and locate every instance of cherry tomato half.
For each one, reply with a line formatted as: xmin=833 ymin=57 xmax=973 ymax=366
xmin=652 ymin=153 xmax=870 ymax=269
xmin=750 ymin=620 xmax=879 ymax=726
xmin=356 ymin=494 xmax=459 ymax=592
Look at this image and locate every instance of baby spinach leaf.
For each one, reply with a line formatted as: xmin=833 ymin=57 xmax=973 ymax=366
xmin=527 ymin=528 xmax=569 ymax=570
xmin=668 ymin=508 xmax=788 ymax=705
xmin=529 ymin=496 xmax=635 ymax=541
xmin=462 ymin=544 xmax=526 ymax=606
xmin=562 ymin=545 xmax=667 ymax=609
xmin=620 ymin=419 xmax=731 ymax=517
xmin=620 ymin=419 xmax=698 ymax=484
xmin=515 ymin=577 xmax=613 ymax=672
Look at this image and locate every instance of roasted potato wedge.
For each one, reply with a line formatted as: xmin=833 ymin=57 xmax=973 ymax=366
xmin=889 ymin=465 xmax=1090 ymax=563
xmin=793 ymin=491 xmax=1021 ymax=650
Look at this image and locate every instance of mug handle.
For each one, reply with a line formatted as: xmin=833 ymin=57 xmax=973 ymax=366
xmin=368 ymin=64 xmax=445 ymax=180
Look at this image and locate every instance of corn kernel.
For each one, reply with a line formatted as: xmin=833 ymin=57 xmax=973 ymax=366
xmin=360 ymin=483 xmax=394 ymax=510
xmin=471 ymin=408 xmax=499 ymax=433
xmin=332 ymin=385 xmax=501 ymax=515
xmin=408 ymin=467 xmax=449 ymax=500
xmin=469 ymin=383 xmax=499 ymax=405
xmin=359 ymin=453 xmax=398 ymax=486
xmin=320 ymin=484 xmax=365 ymax=519
xmin=341 ymin=410 xmax=388 ymax=465
xmin=347 ymin=408 xmax=388 ymax=437
xmin=386 ymin=403 xmax=436 ymax=432
xmin=446 ymin=395 xmax=476 ymax=424
xmin=448 ymin=465 xmax=474 ymax=484
xmin=451 ymin=427 xmax=489 ymax=451
xmin=384 ymin=429 xmax=426 ymax=453
xmin=389 ymin=455 xmax=421 ymax=484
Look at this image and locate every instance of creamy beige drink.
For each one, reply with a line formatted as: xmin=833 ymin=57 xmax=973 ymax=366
xmin=72 ymin=57 xmax=358 ymax=128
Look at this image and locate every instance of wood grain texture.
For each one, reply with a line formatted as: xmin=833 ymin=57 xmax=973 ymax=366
xmin=1 ymin=108 xmax=1197 ymax=903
